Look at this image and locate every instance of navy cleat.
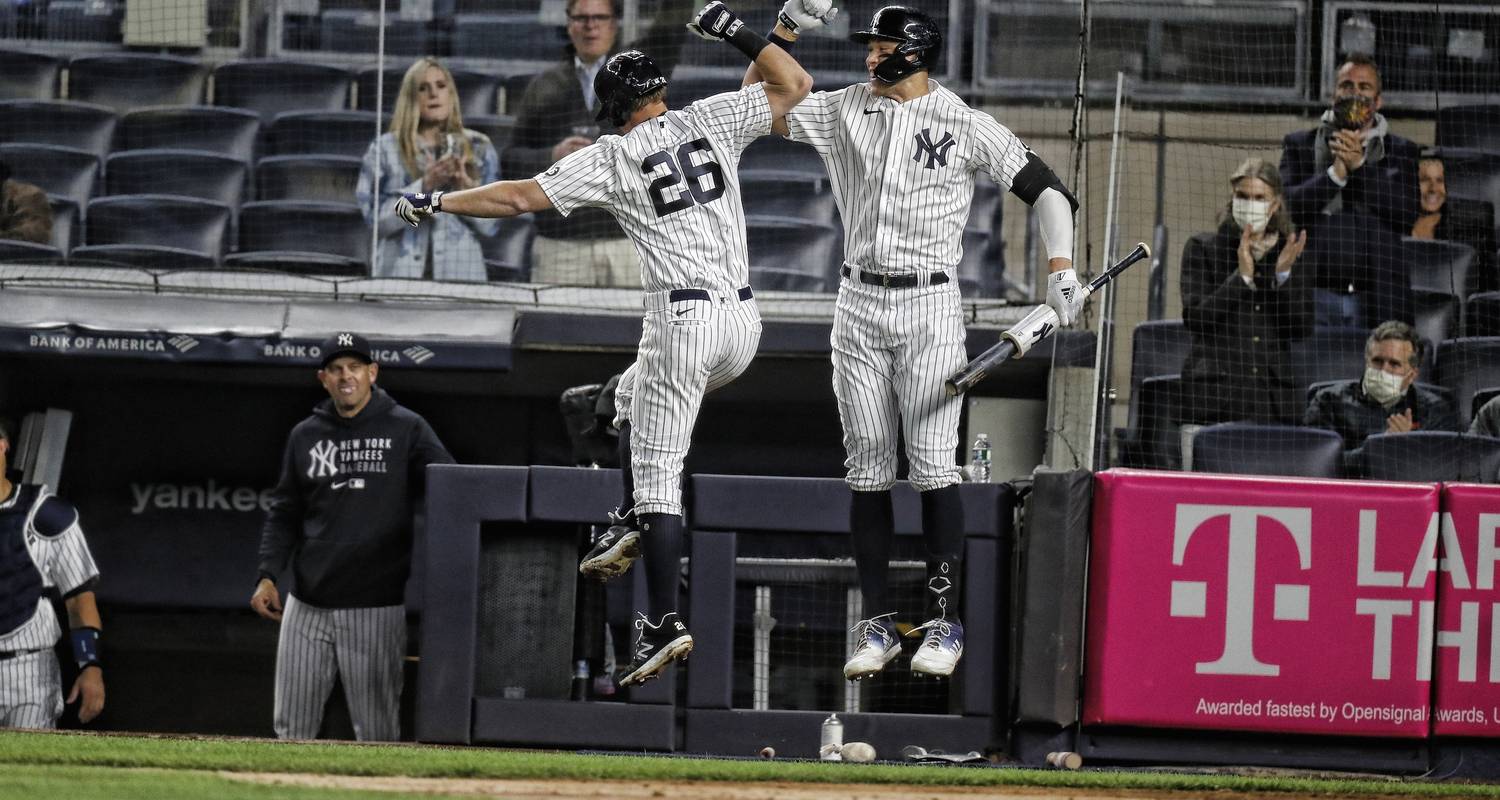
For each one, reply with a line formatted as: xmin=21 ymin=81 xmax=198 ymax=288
xmin=910 ymin=617 xmax=964 ymax=678
xmin=842 ymin=613 xmax=901 ymax=681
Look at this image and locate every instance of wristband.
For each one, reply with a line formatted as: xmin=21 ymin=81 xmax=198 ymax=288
xmin=726 ymin=23 xmax=770 ymax=61
xmin=71 ymin=626 xmax=101 ymax=670
xmin=432 ymin=190 xmax=446 ymax=212
xmin=768 ymin=30 xmax=795 ymax=51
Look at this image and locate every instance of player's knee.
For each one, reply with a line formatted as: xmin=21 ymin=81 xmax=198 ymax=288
xmin=908 ymin=468 xmax=962 ymax=493
xmin=844 ymin=473 xmax=896 ymax=493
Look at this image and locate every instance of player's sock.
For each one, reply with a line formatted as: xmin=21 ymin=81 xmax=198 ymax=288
xmin=849 ymin=489 xmax=894 ymax=614
xmin=617 ymin=420 xmax=635 ymax=512
xmin=920 ymin=484 xmax=965 ymax=619
xmin=640 ymin=512 xmax=684 ymax=619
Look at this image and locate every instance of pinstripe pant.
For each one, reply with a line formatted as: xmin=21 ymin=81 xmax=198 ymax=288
xmin=622 ymin=289 xmax=762 ymax=516
xmin=0 ymin=649 xmax=62 ymax=729
xmin=832 ymin=273 xmax=966 ymax=491
xmin=274 ymin=595 xmax=405 ymax=741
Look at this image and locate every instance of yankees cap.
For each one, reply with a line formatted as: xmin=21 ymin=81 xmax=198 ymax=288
xmin=319 ymin=332 xmax=374 ymax=368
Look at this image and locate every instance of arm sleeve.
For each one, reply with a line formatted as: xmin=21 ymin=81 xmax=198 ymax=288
xmin=35 ymin=499 xmax=99 ymax=598
xmin=1280 ymin=131 xmax=1343 ymax=228
xmin=1302 ymin=390 xmax=1332 ymax=430
xmin=1033 ymin=187 xmax=1074 ymax=262
xmin=1346 ymin=144 xmax=1420 ymax=234
xmin=1180 ymin=234 xmax=1250 ymax=336
xmin=534 ymin=140 xmax=618 ymax=217
xmin=455 ymin=132 xmax=502 ymax=237
xmin=690 ymin=84 xmax=773 ymax=158
xmin=1424 ymin=393 xmax=1462 ymax=433
xmin=356 ymin=137 xmax=423 ymax=238
xmin=783 ymin=91 xmax=838 ymax=155
xmin=257 ymin=434 xmax=304 ymax=584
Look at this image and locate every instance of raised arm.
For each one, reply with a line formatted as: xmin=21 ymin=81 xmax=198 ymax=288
xmin=395 ymin=179 xmax=554 ymax=226
xmin=688 ymin=1 xmax=813 ymax=121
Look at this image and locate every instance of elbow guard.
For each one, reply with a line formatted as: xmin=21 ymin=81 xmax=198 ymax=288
xmin=1010 ymin=152 xmax=1078 ymax=213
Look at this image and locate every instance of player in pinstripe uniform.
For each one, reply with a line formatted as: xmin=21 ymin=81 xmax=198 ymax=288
xmin=0 ymin=419 xmax=105 ymax=729
xmin=252 ymin=332 xmax=453 ymax=740
xmin=746 ymin=5 xmax=1083 ymax=680
xmin=396 ymin=0 xmax=814 ymax=686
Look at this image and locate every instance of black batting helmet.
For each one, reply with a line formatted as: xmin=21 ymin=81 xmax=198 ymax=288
xmin=850 ymin=5 xmax=942 ymax=84
xmin=594 ymin=50 xmax=668 ymax=127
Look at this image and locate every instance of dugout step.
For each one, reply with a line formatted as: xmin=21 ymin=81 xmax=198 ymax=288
xmin=684 ymin=708 xmax=992 ymax=761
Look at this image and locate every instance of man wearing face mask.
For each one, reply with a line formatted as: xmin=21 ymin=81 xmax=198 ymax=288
xmin=1177 ymin=159 xmax=1311 ymax=438
xmin=1302 ymin=320 xmax=1457 ymax=452
xmin=1280 ymin=54 xmax=1420 ymax=329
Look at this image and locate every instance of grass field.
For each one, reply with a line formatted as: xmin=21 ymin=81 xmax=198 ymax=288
xmin=3 ymin=730 xmax=1500 ymax=800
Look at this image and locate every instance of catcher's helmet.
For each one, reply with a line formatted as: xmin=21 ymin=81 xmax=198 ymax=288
xmin=594 ymin=50 xmax=668 ymax=127
xmin=850 ymin=5 xmax=942 ymax=84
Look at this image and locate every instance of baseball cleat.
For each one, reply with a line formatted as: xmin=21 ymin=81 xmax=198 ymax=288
xmin=580 ymin=509 xmax=642 ymax=579
xmin=842 ymin=613 xmax=901 ymax=681
xmin=910 ymin=617 xmax=964 ymax=678
xmin=619 ymin=611 xmax=694 ymax=687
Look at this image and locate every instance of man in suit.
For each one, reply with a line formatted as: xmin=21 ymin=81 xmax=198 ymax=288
xmin=1280 ymin=54 xmax=1420 ymax=328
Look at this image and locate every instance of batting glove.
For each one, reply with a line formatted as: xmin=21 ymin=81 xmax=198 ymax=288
xmin=778 ymin=0 xmax=838 ymax=34
xmin=1046 ymin=268 xmax=1084 ymax=326
xmin=687 ymin=0 xmax=743 ymax=41
xmin=395 ymin=190 xmax=443 ymax=227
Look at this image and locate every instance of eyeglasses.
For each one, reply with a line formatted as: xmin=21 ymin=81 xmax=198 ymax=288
xmin=567 ymin=13 xmax=614 ymax=25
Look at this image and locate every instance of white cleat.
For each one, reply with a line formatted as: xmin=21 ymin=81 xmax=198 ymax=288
xmin=842 ymin=613 xmax=901 ymax=681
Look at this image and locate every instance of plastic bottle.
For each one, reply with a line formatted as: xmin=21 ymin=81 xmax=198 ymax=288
xmin=820 ymin=713 xmax=844 ymax=760
xmin=970 ymin=433 xmax=992 ymax=483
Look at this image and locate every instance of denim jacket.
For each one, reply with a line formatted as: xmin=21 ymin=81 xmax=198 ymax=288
xmin=356 ymin=130 xmax=500 ymax=281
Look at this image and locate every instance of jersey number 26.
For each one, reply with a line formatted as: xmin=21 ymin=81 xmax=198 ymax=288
xmin=641 ymin=138 xmax=724 ymax=218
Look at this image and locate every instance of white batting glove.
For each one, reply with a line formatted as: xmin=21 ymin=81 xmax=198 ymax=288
xmin=687 ymin=1 xmax=743 ymax=41
xmin=395 ymin=190 xmax=443 ymax=227
xmin=778 ymin=0 xmax=838 ymax=34
xmin=1046 ymin=268 xmax=1084 ymax=326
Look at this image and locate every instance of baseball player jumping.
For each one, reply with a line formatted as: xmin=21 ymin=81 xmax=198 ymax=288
xmin=396 ymin=0 xmax=816 ymax=687
xmin=745 ymin=5 xmax=1082 ymax=680
xmin=0 ymin=419 xmax=105 ymax=729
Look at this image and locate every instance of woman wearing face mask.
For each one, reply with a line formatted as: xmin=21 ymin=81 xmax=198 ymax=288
xmin=357 ymin=57 xmax=500 ymax=281
xmin=1176 ymin=158 xmax=1312 ymax=442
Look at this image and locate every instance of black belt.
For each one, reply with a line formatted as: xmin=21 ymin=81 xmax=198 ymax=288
xmin=841 ymin=265 xmax=948 ymax=288
xmin=669 ymin=286 xmax=754 ymax=303
xmin=0 ymin=647 xmax=47 ymax=661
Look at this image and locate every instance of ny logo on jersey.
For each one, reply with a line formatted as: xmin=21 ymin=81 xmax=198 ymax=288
xmin=307 ymin=440 xmax=339 ymax=479
xmin=912 ymin=128 xmax=956 ymax=170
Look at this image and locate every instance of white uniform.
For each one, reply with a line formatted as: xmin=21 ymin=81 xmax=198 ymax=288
xmin=785 ymin=80 xmax=1031 ymax=491
xmin=0 ymin=484 xmax=99 ymax=729
xmin=538 ymin=84 xmax=771 ymax=517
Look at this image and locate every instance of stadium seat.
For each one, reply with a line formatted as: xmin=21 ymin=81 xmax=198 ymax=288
xmin=0 ymin=144 xmax=98 ymax=205
xmin=667 ymin=68 xmax=744 ymax=105
xmin=741 ymin=136 xmax=826 ymax=182
xmin=749 ymin=266 xmax=827 ymax=293
xmin=451 ymin=69 xmax=503 ymax=118
xmin=1435 ymin=337 xmax=1500 ymax=429
xmin=238 ymin=200 xmax=370 ymax=263
xmin=68 ymin=244 xmax=219 ymax=271
xmin=0 ymin=100 xmax=117 ymax=158
xmin=320 ymin=11 xmax=429 ymax=56
xmin=353 ymin=66 xmax=404 ymax=114
xmin=1125 ymin=319 xmax=1189 ymax=430
xmin=1413 ymin=291 xmax=1459 ymax=349
xmin=0 ymin=49 xmax=61 ymax=100
xmin=1402 ymin=237 xmax=1474 ymax=297
xmin=478 ymin=214 xmax=535 ymax=280
xmin=67 ymin=54 xmax=205 ymax=112
xmin=1441 ymin=148 xmax=1500 ymax=242
xmin=451 ymin=14 xmax=566 ymax=61
xmin=1289 ymin=326 xmax=1372 ymax=395
xmin=740 ymin=175 xmax=834 ymax=224
xmin=117 ymin=106 xmax=262 ymax=163
xmin=746 ymin=216 xmax=840 ymax=289
xmin=1356 ymin=431 xmax=1500 ymax=483
xmin=48 ymin=197 xmax=80 ymax=254
xmin=213 ymin=61 xmax=353 ymax=124
xmin=500 ymin=73 xmax=538 ymax=115
xmin=105 ymin=150 xmax=249 ymax=209
xmin=1124 ymin=374 xmax=1185 ymax=469
xmin=465 ymin=114 xmax=516 ymax=150
xmin=222 ymin=251 xmax=367 ymax=277
xmin=1467 ymin=292 xmax=1500 ymax=337
xmin=1189 ymin=423 xmax=1345 ymax=478
xmin=255 ymin=155 xmax=362 ymax=203
xmin=82 ymin=194 xmax=230 ymax=261
xmin=45 ymin=0 xmax=122 ymax=42
xmin=0 ymin=240 xmax=64 ymax=264
xmin=1436 ymin=104 xmax=1500 ymax=151
xmin=267 ymin=110 xmax=385 ymax=158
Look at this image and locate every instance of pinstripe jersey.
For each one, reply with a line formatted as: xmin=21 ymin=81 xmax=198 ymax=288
xmin=535 ymin=83 xmax=771 ymax=294
xmin=0 ymin=484 xmax=98 ymax=651
xmin=785 ymin=80 xmax=1030 ymax=274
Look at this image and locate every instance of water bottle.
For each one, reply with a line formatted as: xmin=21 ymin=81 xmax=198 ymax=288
xmin=970 ymin=433 xmax=992 ymax=483
xmin=820 ymin=713 xmax=844 ymax=760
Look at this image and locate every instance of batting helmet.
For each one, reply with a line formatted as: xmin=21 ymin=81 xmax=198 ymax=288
xmin=849 ymin=5 xmax=942 ymax=84
xmin=594 ymin=50 xmax=668 ymax=127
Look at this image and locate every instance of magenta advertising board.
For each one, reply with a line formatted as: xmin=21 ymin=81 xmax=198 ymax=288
xmin=1432 ymin=483 xmax=1500 ymax=737
xmin=1084 ymin=469 xmax=1439 ymax=738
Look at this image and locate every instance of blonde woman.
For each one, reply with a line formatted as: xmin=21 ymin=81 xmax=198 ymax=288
xmin=357 ymin=57 xmax=500 ymax=281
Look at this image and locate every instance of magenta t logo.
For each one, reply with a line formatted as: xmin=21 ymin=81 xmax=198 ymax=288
xmin=1170 ymin=505 xmax=1313 ymax=676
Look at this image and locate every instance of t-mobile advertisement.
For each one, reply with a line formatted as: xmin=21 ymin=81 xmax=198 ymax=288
xmin=1431 ymin=483 xmax=1500 ymax=737
xmin=1083 ymin=469 xmax=1439 ymax=738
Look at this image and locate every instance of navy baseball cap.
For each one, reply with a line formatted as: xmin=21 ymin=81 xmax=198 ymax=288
xmin=319 ymin=332 xmax=373 ymax=368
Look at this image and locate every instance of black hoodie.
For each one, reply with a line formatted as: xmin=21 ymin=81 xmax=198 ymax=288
xmin=257 ymin=385 xmax=453 ymax=608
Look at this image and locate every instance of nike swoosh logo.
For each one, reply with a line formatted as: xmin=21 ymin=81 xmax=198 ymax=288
xmin=674 ymin=308 xmax=690 ymax=316
xmin=863 ymin=108 xmax=882 ymax=115
xmin=331 ymin=480 xmax=348 ymax=489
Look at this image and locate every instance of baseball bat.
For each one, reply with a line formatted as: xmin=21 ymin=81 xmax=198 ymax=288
xmin=944 ymin=242 xmax=1152 ymax=396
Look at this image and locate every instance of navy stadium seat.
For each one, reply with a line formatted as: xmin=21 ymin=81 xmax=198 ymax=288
xmin=0 ymin=101 xmax=117 ymax=157
xmin=68 ymin=54 xmax=205 ymax=112
xmin=45 ymin=0 xmax=121 ymax=42
xmin=48 ymin=197 xmax=80 ymax=254
xmin=740 ymin=175 xmax=834 ymax=225
xmin=479 ymin=214 xmax=536 ymax=281
xmin=1403 ymin=237 xmax=1475 ymax=296
xmin=1289 ymin=327 xmax=1373 ymax=395
xmin=1467 ymin=292 xmax=1500 ymax=337
xmin=0 ymin=49 xmax=61 ymax=100
xmin=223 ymin=251 xmax=367 ymax=277
xmin=451 ymin=13 xmax=566 ymax=61
xmin=105 ymin=150 xmax=248 ymax=209
xmin=1126 ymin=319 xmax=1189 ymax=430
xmin=213 ymin=60 xmax=352 ymax=124
xmin=1441 ymin=148 xmax=1500 ymax=242
xmin=76 ymin=194 xmax=231 ymax=269
xmin=1357 ymin=431 xmax=1500 ymax=483
xmin=465 ymin=114 xmax=517 ymax=150
xmin=1189 ymin=423 xmax=1345 ymax=479
xmin=0 ymin=144 xmax=98 ymax=205
xmin=256 ymin=155 xmax=362 ymax=203
xmin=667 ymin=68 xmax=744 ymax=105
xmin=1436 ymin=104 xmax=1500 ymax=152
xmin=268 ymin=110 xmax=385 ymax=158
xmin=238 ymin=200 xmax=370 ymax=263
xmin=320 ymin=11 xmax=428 ymax=56
xmin=1435 ymin=337 xmax=1500 ymax=430
xmin=0 ymin=240 xmax=64 ymax=263
xmin=746 ymin=216 xmax=840 ymax=289
xmin=117 ymin=106 xmax=262 ymax=163
xmin=741 ymin=136 xmax=826 ymax=182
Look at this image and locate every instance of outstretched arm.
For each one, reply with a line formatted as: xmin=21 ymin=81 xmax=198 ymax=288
xmin=688 ymin=1 xmax=813 ymax=121
xmin=395 ymin=179 xmax=554 ymax=226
